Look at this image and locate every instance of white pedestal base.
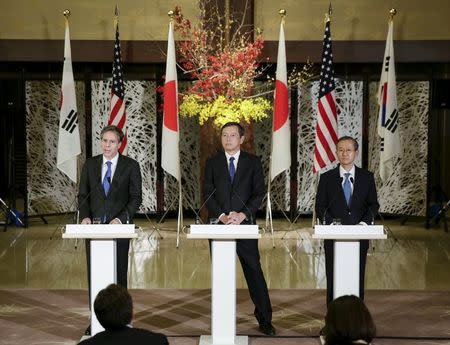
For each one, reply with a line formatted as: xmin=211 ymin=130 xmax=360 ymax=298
xmin=334 ymin=241 xmax=359 ymax=298
xmin=211 ymin=240 xmax=236 ymax=344
xmin=199 ymin=335 xmax=249 ymax=345
xmin=90 ymin=240 xmax=117 ymax=335
xmin=187 ymin=225 xmax=260 ymax=345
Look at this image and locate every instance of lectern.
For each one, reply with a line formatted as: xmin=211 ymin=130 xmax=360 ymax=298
xmin=312 ymin=225 xmax=386 ymax=299
xmin=63 ymin=224 xmax=137 ymax=336
xmin=188 ymin=224 xmax=260 ymax=345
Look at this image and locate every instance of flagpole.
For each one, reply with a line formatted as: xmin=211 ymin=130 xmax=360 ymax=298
xmin=266 ymin=9 xmax=287 ymax=248
xmin=167 ymin=9 xmax=183 ymax=248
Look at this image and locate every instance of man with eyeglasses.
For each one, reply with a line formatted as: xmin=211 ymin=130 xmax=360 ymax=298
xmin=315 ymin=136 xmax=379 ymax=307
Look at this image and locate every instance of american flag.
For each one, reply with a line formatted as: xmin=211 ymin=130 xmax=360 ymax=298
xmin=108 ymin=16 xmax=128 ymax=154
xmin=312 ymin=15 xmax=338 ymax=173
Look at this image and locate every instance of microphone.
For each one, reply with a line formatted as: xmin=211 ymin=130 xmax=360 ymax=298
xmin=322 ymin=199 xmax=336 ymax=225
xmin=194 ymin=188 xmax=216 ymax=224
xmin=354 ymin=195 xmax=376 ymax=226
xmin=322 ymin=182 xmax=341 ymax=225
xmin=231 ymin=189 xmax=254 ymax=225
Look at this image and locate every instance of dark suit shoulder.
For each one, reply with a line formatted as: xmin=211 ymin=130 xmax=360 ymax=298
xmin=239 ymin=150 xmax=259 ymax=160
xmin=119 ymin=154 xmax=139 ymax=165
xmin=85 ymin=154 xmax=102 ymax=164
xmin=355 ymin=166 xmax=375 ymax=179
xmin=319 ymin=166 xmax=339 ymax=180
xmin=78 ymin=327 xmax=168 ymax=345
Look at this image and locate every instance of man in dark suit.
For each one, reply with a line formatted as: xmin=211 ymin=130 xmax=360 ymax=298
xmin=204 ymin=122 xmax=275 ymax=336
xmin=78 ymin=125 xmax=142 ymax=334
xmin=315 ymin=136 xmax=379 ymax=307
xmin=78 ymin=284 xmax=168 ymax=345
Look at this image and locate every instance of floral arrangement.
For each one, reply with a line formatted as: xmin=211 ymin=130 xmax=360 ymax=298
xmin=172 ymin=4 xmax=270 ymax=128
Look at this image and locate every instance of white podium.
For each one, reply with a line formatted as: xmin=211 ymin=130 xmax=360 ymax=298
xmin=312 ymin=225 xmax=386 ymax=299
xmin=63 ymin=224 xmax=137 ymax=336
xmin=188 ymin=224 xmax=260 ymax=345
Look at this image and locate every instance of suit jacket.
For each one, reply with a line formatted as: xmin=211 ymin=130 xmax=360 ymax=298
xmin=204 ymin=151 xmax=265 ymax=223
xmin=78 ymin=154 xmax=142 ymax=223
xmin=78 ymin=327 xmax=168 ymax=345
xmin=315 ymin=165 xmax=379 ymax=225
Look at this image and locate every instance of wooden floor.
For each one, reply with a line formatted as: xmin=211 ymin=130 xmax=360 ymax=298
xmin=0 ymin=216 xmax=449 ymax=345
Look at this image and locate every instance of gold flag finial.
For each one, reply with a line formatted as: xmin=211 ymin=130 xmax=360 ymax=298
xmin=279 ymin=9 xmax=286 ymax=24
xmin=168 ymin=10 xmax=175 ymax=19
xmin=389 ymin=8 xmax=397 ymax=19
xmin=324 ymin=3 xmax=332 ymax=23
xmin=63 ymin=9 xmax=70 ymax=18
xmin=115 ymin=4 xmax=119 ymax=17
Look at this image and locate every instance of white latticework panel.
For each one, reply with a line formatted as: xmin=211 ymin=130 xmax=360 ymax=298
xmin=91 ymin=80 xmax=157 ymax=212
xmin=368 ymin=81 xmax=428 ymax=216
xmin=25 ymin=81 xmax=86 ymax=215
xmin=297 ymin=80 xmax=363 ymax=213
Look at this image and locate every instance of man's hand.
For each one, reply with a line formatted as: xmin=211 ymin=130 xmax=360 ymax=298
xmin=109 ymin=218 xmax=122 ymax=224
xmin=219 ymin=214 xmax=229 ymax=224
xmin=227 ymin=211 xmax=246 ymax=225
xmin=81 ymin=218 xmax=91 ymax=224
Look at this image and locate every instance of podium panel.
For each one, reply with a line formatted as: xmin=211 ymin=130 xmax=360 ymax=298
xmin=63 ymin=224 xmax=136 ymax=336
xmin=313 ymin=225 xmax=386 ymax=299
xmin=188 ymin=224 xmax=260 ymax=345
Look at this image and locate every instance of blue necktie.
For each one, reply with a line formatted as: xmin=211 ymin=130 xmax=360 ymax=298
xmin=103 ymin=161 xmax=112 ymax=196
xmin=229 ymin=157 xmax=235 ymax=182
xmin=343 ymin=172 xmax=352 ymax=206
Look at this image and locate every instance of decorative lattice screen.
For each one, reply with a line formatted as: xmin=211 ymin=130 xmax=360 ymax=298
xmin=25 ymin=78 xmax=428 ymax=217
xmin=25 ymin=81 xmax=86 ymax=215
xmin=297 ymin=80 xmax=363 ymax=213
xmin=368 ymin=81 xmax=429 ymax=216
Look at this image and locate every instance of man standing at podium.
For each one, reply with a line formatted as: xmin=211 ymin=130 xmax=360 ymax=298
xmin=78 ymin=125 xmax=142 ymax=334
xmin=204 ymin=122 xmax=275 ymax=336
xmin=315 ymin=136 xmax=379 ymax=307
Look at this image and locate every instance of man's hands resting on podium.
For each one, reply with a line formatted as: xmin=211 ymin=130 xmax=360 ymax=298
xmin=81 ymin=218 xmax=122 ymax=224
xmin=218 ymin=211 xmax=247 ymax=225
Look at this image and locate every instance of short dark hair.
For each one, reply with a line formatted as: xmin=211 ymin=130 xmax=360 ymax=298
xmin=100 ymin=125 xmax=124 ymax=143
xmin=337 ymin=136 xmax=359 ymax=151
xmin=324 ymin=295 xmax=376 ymax=345
xmin=94 ymin=284 xmax=132 ymax=330
xmin=221 ymin=122 xmax=245 ymax=137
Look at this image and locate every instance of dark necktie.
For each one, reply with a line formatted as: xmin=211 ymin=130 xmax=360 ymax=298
xmin=343 ymin=172 xmax=352 ymax=206
xmin=229 ymin=157 xmax=235 ymax=182
xmin=103 ymin=161 xmax=112 ymax=196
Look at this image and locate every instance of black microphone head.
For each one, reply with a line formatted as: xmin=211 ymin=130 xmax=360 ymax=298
xmin=350 ymin=177 xmax=354 ymax=183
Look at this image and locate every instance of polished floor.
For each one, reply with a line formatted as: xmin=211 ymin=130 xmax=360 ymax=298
xmin=0 ymin=215 xmax=449 ymax=291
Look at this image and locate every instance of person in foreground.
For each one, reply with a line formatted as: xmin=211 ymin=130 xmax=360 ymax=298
xmin=78 ymin=125 xmax=142 ymax=335
xmin=203 ymin=122 xmax=275 ymax=336
xmin=315 ymin=136 xmax=379 ymax=307
xmin=78 ymin=284 xmax=168 ymax=345
xmin=322 ymin=295 xmax=376 ymax=345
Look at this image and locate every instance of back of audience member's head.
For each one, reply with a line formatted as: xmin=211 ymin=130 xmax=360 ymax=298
xmin=94 ymin=284 xmax=132 ymax=330
xmin=325 ymin=295 xmax=376 ymax=345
